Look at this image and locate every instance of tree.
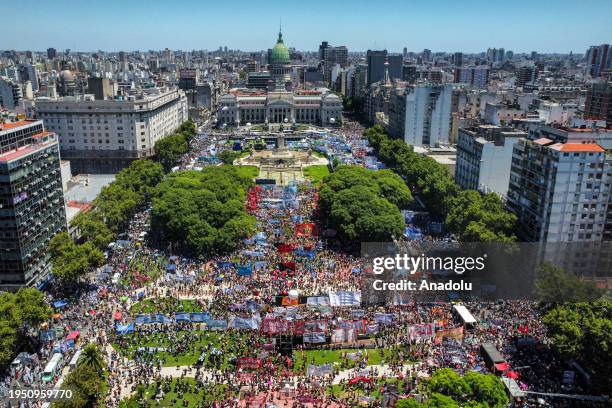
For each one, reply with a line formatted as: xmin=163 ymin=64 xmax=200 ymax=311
xmin=0 ymin=293 xmax=20 ymax=367
xmin=396 ymin=398 xmax=424 ymax=408
xmin=49 ymin=232 xmax=104 ymax=286
xmin=318 ymin=167 xmax=407 ymax=246
xmin=78 ymin=343 xmax=105 ymax=373
xmin=71 ymin=212 xmax=115 ymax=250
xmin=151 ymin=166 xmax=256 ymax=257
xmin=535 ymin=263 xmax=604 ymax=303
xmin=15 ymin=288 xmax=51 ymax=328
xmin=463 ymin=371 xmax=508 ymax=408
xmin=54 ymin=364 xmax=105 ymax=408
xmin=218 ymin=149 xmax=241 ymax=164
xmin=542 ymin=300 xmax=611 ymax=393
xmin=428 ymin=368 xmax=469 ymax=401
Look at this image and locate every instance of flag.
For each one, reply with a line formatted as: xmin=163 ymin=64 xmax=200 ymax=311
xmin=328 ymin=291 xmax=361 ymax=307
xmin=303 ymin=332 xmax=326 ymax=343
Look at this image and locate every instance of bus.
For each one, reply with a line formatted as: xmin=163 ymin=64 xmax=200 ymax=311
xmin=42 ymin=353 xmax=63 ymax=382
xmin=69 ymin=348 xmax=83 ymax=369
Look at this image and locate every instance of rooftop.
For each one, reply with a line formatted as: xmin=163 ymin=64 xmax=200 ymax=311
xmin=549 ymin=143 xmax=605 ymax=153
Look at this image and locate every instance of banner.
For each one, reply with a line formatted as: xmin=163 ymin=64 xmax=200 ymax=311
xmin=374 ymin=313 xmax=395 ymax=325
xmin=331 ymin=328 xmax=356 ymax=343
xmin=207 ymin=319 xmax=228 ymax=330
xmin=435 ymin=326 xmax=464 ymax=340
xmin=328 ymin=291 xmax=361 ymax=307
xmin=296 ymin=223 xmax=316 ymax=237
xmin=307 ymin=364 xmax=333 ymax=377
xmin=135 ymin=314 xmax=152 ymax=324
xmin=217 ymin=261 xmax=233 ymax=269
xmin=276 ymin=243 xmax=293 ymax=253
xmin=175 ymin=313 xmax=191 ymax=322
xmin=281 ymin=297 xmax=299 ymax=306
xmin=408 ymin=323 xmax=436 ymax=341
xmin=254 ymin=261 xmax=267 ymax=271
xmin=230 ymin=316 xmax=260 ymax=330
xmin=237 ymin=357 xmax=262 ymax=370
xmin=236 ymin=264 xmax=253 ymax=276
xmin=115 ymin=323 xmax=134 ymax=335
xmin=190 ymin=312 xmax=211 ymax=322
xmin=307 ymin=296 xmax=330 ymax=306
xmin=303 ymin=332 xmax=326 ymax=343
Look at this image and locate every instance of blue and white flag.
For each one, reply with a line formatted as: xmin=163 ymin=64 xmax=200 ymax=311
xmin=328 ymin=291 xmax=361 ymax=307
xmin=303 ymin=332 xmax=326 ymax=343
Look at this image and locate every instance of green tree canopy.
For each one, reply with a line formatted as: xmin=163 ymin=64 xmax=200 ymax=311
xmin=49 ymin=232 xmax=104 ymax=286
xmin=151 ymin=166 xmax=256 ymax=257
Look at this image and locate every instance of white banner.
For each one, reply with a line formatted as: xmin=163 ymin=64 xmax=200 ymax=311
xmin=328 ymin=291 xmax=361 ymax=307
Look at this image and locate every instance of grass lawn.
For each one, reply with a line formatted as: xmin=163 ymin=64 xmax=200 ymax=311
xmin=119 ymin=378 xmax=234 ymax=407
xmin=232 ymin=165 xmax=260 ymax=179
xmin=130 ymin=298 xmax=206 ymax=315
xmin=303 ymin=165 xmax=330 ymax=186
xmin=293 ymin=348 xmax=382 ymax=372
xmin=120 ymin=252 xmax=166 ymax=287
xmin=326 ymin=378 xmax=411 ymax=401
xmin=113 ymin=331 xmax=254 ymax=368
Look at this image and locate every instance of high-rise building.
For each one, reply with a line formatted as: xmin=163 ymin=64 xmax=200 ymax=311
xmin=0 ymin=120 xmax=66 ymax=290
xmin=19 ymin=64 xmax=39 ymax=92
xmin=366 ymin=50 xmax=402 ymax=86
xmin=454 ymin=66 xmax=489 ymax=88
xmin=507 ymin=138 xmax=610 ymax=244
xmin=0 ymin=76 xmax=23 ymax=109
xmin=517 ymin=66 xmax=536 ymax=87
xmin=453 ymin=52 xmax=463 ymax=67
xmin=403 ymin=83 xmax=454 ymax=146
xmin=455 ymin=125 xmax=526 ymax=196
xmin=46 ymin=47 xmax=57 ymax=59
xmin=422 ymin=49 xmax=432 ymax=62
xmin=402 ymin=65 xmax=418 ymax=84
xmin=178 ymin=68 xmax=199 ymax=90
xmin=584 ymin=82 xmax=612 ymax=127
xmin=585 ymin=44 xmax=611 ymax=77
xmin=35 ymin=87 xmax=188 ymax=174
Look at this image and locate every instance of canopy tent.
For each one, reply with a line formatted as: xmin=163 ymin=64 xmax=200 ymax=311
xmin=506 ymin=371 xmax=520 ymax=379
xmin=113 ymin=311 xmax=122 ymax=321
xmin=53 ymin=300 xmax=68 ymax=309
xmin=66 ymin=330 xmax=80 ymax=340
xmin=494 ymin=362 xmax=510 ymax=371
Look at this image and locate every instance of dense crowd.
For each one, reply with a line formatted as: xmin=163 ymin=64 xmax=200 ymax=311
xmin=0 ymin=119 xmax=596 ymax=408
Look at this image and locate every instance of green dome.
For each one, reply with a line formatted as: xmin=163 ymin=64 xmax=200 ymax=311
xmin=271 ymin=31 xmax=290 ymax=64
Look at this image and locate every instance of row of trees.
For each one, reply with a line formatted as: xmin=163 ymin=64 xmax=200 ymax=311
xmin=49 ymin=159 xmax=165 ymax=287
xmin=318 ymin=166 xmax=413 ymax=245
xmin=397 ymin=368 xmax=509 ymax=408
xmin=0 ymin=289 xmax=51 ymax=369
xmin=541 ymin=297 xmax=611 ymax=393
xmin=365 ymin=125 xmax=516 ymax=242
xmin=151 ymin=166 xmax=256 ymax=257
xmin=153 ymin=120 xmax=197 ymax=172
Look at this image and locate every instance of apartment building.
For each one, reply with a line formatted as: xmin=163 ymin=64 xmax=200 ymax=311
xmin=35 ymin=87 xmax=188 ymax=174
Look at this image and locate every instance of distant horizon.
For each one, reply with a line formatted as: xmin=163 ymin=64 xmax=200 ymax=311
xmin=1 ymin=0 xmax=610 ymax=54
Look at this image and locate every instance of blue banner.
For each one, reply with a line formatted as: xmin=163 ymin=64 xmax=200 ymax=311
xmin=236 ymin=264 xmax=253 ymax=276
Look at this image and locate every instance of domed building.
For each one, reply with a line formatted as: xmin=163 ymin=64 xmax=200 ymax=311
xmin=217 ymin=30 xmax=343 ymax=128
xmin=269 ymin=30 xmax=291 ymax=90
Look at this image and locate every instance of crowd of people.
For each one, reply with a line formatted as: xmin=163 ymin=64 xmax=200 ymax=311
xmin=0 ymin=119 xmax=596 ymax=408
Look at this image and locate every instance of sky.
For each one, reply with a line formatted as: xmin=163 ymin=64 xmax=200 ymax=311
xmin=1 ymin=0 xmax=611 ymax=53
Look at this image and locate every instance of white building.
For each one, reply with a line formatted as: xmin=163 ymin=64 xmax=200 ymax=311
xmin=35 ymin=87 xmax=188 ymax=174
xmin=455 ymin=125 xmax=526 ymax=197
xmin=404 ymin=83 xmax=454 ymax=147
xmin=507 ymin=138 xmax=610 ymax=243
xmin=537 ymin=101 xmax=577 ymax=124
xmin=217 ymin=88 xmax=342 ymax=127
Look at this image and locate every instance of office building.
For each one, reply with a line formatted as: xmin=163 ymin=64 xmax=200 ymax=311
xmin=455 ymin=125 xmax=526 ymax=196
xmin=454 ymin=66 xmax=489 ymax=88
xmin=0 ymin=120 xmax=66 ymax=290
xmin=47 ymin=48 xmax=57 ymax=59
xmin=366 ymin=50 xmax=402 ymax=86
xmin=402 ymin=65 xmax=418 ymax=84
xmin=35 ymin=87 xmax=188 ymax=174
xmin=403 ymin=83 xmax=454 ymax=146
xmin=178 ymin=68 xmax=199 ymax=90
xmin=584 ymin=82 xmax=612 ymax=127
xmin=453 ymin=52 xmax=463 ymax=67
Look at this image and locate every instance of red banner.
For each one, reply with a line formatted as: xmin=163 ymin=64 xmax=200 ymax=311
xmin=237 ymin=357 xmax=262 ymax=370
xmin=296 ymin=223 xmax=317 ymax=237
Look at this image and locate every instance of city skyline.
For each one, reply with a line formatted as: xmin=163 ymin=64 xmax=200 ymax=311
xmin=1 ymin=0 xmax=611 ymax=53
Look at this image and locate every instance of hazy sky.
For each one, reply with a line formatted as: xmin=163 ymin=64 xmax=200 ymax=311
xmin=1 ymin=0 xmax=610 ymax=53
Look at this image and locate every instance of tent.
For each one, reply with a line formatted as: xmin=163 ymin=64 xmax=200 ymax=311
xmin=53 ymin=300 xmax=68 ymax=309
xmin=66 ymin=330 xmax=80 ymax=341
xmin=453 ymin=304 xmax=476 ymax=325
xmin=348 ymin=376 xmax=372 ymax=385
xmin=113 ymin=311 xmax=122 ymax=321
xmin=506 ymin=371 xmax=520 ymax=379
